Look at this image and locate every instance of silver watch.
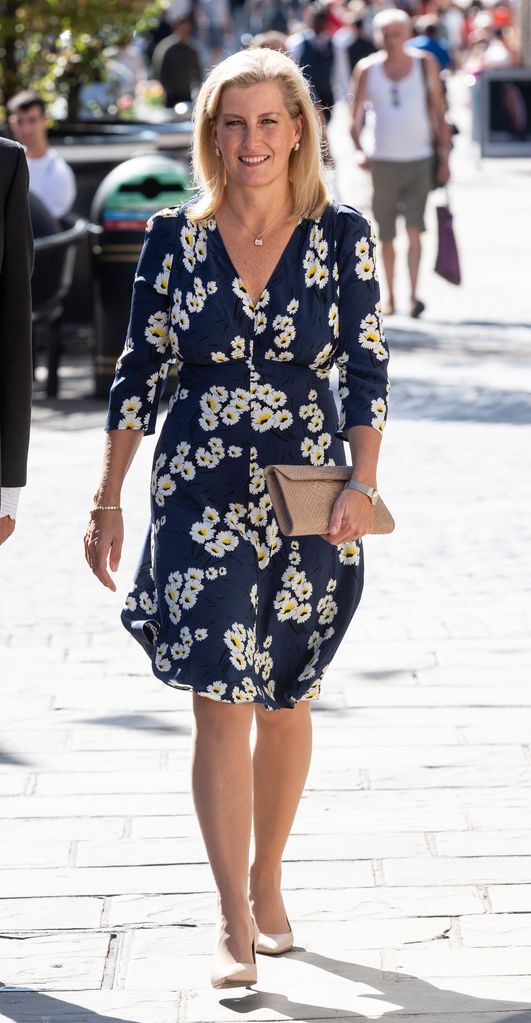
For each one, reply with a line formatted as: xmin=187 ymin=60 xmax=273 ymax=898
xmin=344 ymin=479 xmax=379 ymax=505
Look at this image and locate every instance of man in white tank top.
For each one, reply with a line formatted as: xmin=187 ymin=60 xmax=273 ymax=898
xmin=350 ymin=9 xmax=451 ymax=317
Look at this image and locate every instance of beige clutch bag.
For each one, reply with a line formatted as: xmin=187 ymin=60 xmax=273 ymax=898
xmin=264 ymin=464 xmax=395 ymax=537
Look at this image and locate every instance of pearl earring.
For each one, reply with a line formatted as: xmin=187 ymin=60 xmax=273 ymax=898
xmin=294 ymin=141 xmax=300 ymax=151
xmin=215 ymin=147 xmax=221 ymax=157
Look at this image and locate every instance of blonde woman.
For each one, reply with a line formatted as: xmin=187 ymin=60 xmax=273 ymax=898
xmin=85 ymin=48 xmax=389 ymax=990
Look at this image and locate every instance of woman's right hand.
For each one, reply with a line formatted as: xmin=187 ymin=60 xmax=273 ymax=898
xmin=84 ymin=509 xmax=124 ymax=592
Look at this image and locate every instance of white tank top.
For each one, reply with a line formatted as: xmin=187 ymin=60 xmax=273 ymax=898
xmin=365 ymin=57 xmax=433 ymax=161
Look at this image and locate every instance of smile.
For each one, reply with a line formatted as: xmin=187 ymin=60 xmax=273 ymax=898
xmin=239 ymin=156 xmax=269 ymax=165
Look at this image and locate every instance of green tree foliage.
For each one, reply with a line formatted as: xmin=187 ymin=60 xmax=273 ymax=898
xmin=0 ymin=0 xmax=164 ymax=118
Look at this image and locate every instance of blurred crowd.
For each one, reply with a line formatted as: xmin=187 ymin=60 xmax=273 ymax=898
xmin=66 ymin=0 xmax=520 ymax=122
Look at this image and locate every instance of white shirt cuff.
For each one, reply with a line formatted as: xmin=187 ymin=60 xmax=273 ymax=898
xmin=0 ymin=487 xmax=22 ymax=520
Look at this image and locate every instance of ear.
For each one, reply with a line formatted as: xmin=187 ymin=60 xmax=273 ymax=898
xmin=211 ymin=121 xmax=219 ymax=149
xmin=293 ymin=113 xmax=303 ymax=145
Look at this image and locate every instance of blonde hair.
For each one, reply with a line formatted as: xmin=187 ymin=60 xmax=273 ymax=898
xmin=188 ymin=48 xmax=330 ymax=224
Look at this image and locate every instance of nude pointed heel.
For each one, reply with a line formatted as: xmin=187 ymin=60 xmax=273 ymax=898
xmin=256 ymin=916 xmax=294 ymax=956
xmin=210 ymin=918 xmax=259 ymax=990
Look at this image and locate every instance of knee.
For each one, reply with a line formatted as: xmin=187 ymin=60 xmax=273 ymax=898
xmin=255 ymin=700 xmax=311 ymax=735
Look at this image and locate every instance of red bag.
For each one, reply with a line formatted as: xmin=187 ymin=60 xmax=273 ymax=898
xmin=434 ymin=199 xmax=461 ymax=286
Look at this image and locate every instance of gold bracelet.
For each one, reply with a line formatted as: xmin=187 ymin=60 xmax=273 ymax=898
xmin=90 ymin=505 xmax=122 ymax=514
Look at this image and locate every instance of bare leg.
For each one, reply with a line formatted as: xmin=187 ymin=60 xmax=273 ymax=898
xmin=249 ymin=700 xmax=313 ymax=933
xmin=381 ymin=240 xmax=396 ymax=311
xmin=191 ymin=693 xmax=255 ymax=964
xmin=406 ymin=226 xmax=422 ymax=304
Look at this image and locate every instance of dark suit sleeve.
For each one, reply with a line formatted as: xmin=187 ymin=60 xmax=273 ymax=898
xmin=0 ymin=146 xmax=34 ymax=488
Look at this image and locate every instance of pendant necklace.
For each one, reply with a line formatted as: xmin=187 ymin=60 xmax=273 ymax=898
xmin=225 ymin=196 xmax=292 ymax=246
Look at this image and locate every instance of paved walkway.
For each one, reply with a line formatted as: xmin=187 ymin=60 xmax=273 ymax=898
xmin=1 ymin=84 xmax=531 ymax=1021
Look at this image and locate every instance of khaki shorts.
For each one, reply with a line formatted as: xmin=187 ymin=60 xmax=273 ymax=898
xmin=371 ymin=157 xmax=432 ymax=242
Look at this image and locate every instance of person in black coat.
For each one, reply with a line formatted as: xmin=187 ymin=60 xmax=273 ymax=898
xmin=0 ymin=138 xmax=33 ymax=546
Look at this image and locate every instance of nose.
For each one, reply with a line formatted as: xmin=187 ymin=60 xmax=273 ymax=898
xmin=243 ymin=123 xmax=259 ymax=150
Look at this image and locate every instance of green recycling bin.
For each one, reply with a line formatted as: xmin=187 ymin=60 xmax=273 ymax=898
xmin=90 ymin=154 xmax=195 ymax=397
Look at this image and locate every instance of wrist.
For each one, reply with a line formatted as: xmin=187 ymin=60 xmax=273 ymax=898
xmin=345 ymin=479 xmax=379 ymax=505
xmin=94 ymin=488 xmax=121 ymax=506
xmin=350 ymin=472 xmax=377 ymax=489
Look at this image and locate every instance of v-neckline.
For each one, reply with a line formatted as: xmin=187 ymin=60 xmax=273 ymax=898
xmin=213 ymin=216 xmax=306 ymax=309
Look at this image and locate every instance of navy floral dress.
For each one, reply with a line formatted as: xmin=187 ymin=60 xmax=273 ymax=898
xmin=105 ymin=199 xmax=389 ymax=711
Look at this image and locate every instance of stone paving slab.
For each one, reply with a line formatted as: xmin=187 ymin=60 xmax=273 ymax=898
xmin=488 ymin=885 xmax=531 ymax=913
xmin=0 ymin=932 xmax=110 ymax=990
xmin=74 ymin=832 xmax=430 ymax=869
xmin=0 ymin=897 xmax=103 ymax=931
xmin=105 ymin=886 xmax=485 ymax=927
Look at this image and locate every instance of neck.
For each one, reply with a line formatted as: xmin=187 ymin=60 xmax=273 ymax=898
xmin=27 ymin=142 xmax=48 ymax=159
xmin=223 ymin=181 xmax=293 ymax=232
xmin=385 ymin=46 xmax=409 ymax=65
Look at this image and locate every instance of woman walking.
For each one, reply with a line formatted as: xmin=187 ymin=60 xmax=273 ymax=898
xmin=85 ymin=47 xmax=389 ymax=989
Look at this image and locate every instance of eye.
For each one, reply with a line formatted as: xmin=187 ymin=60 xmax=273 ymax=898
xmin=262 ymin=118 xmax=277 ymax=125
xmin=225 ymin=119 xmax=243 ymax=127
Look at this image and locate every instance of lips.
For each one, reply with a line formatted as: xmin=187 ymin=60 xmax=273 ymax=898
xmin=239 ymin=156 xmax=269 ymax=165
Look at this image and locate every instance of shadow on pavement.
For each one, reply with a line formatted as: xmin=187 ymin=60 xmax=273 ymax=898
xmin=387 ymin=323 xmax=531 ymax=357
xmin=390 ymin=378 xmax=531 ymax=424
xmin=219 ymin=948 xmax=531 ymax=1020
xmin=0 ymin=986 xmax=141 ymax=1022
xmin=1 ymin=951 xmax=531 ymax=1021
xmin=78 ymin=712 xmax=191 ymax=735
xmin=0 ymin=749 xmax=30 ymax=767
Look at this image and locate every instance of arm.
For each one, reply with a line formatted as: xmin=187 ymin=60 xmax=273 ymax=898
xmin=0 ymin=144 xmax=33 ymax=543
xmin=423 ymin=53 xmax=452 ymax=182
xmin=350 ymin=62 xmax=370 ymax=168
xmin=322 ymin=209 xmax=390 ymax=544
xmin=332 ymin=34 xmax=352 ymax=104
xmin=84 ymin=429 xmax=143 ymax=591
xmin=85 ymin=209 xmax=179 ymax=588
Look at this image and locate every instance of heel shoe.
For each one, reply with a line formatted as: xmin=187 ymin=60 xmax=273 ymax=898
xmin=210 ymin=918 xmax=258 ymax=990
xmin=256 ymin=917 xmax=294 ymax=956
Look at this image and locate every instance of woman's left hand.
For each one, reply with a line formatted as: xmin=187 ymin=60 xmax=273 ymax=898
xmin=320 ymin=488 xmax=374 ymax=545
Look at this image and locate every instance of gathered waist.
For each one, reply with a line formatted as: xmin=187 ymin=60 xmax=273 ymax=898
xmin=175 ymin=359 xmax=332 ymax=392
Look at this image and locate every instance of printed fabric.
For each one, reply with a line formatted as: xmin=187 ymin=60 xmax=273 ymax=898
xmin=105 ymin=199 xmax=389 ymax=710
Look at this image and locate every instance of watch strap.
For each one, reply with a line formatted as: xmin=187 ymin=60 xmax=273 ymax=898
xmin=344 ymin=479 xmax=377 ymax=504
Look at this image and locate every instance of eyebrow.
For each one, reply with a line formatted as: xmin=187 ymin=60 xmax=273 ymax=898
xmin=221 ymin=111 xmax=282 ymax=117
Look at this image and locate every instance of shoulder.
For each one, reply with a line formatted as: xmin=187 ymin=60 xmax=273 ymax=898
xmin=0 ymin=137 xmax=23 ymax=155
xmin=0 ymin=139 xmax=26 ymax=195
xmin=353 ymin=52 xmax=380 ymax=87
xmin=357 ymin=51 xmax=382 ymax=73
xmin=412 ymin=47 xmax=436 ymax=69
xmin=145 ymin=196 xmax=202 ymax=236
xmin=46 ymin=149 xmax=75 ymax=176
xmin=325 ymin=201 xmax=373 ymax=243
xmin=0 ymin=138 xmax=24 ymax=173
xmin=332 ymin=26 xmax=354 ymax=50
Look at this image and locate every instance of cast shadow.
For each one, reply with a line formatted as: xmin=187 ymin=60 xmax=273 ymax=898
xmin=0 ymin=984 xmax=142 ymax=1023
xmin=78 ymin=712 xmax=191 ymax=736
xmin=220 ymin=947 xmax=531 ymax=1021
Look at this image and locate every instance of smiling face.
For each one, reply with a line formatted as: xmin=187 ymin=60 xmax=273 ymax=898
xmin=212 ymin=81 xmax=303 ymax=193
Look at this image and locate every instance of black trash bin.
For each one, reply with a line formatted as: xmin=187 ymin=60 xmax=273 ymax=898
xmin=90 ymin=154 xmax=194 ymax=397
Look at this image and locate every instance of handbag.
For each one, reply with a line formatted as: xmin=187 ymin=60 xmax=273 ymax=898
xmin=264 ymin=464 xmax=395 ymax=537
xmin=434 ymin=195 xmax=461 ymax=286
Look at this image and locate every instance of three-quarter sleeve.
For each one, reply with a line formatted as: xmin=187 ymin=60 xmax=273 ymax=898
xmin=333 ymin=206 xmax=390 ymax=440
xmin=105 ymin=209 xmax=180 ymax=435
